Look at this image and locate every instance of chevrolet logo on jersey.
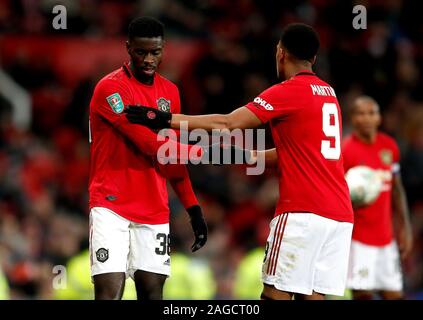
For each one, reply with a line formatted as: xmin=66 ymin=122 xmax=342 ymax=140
xmin=106 ymin=93 xmax=124 ymax=114
xmin=253 ymin=97 xmax=274 ymax=110
xmin=157 ymin=97 xmax=171 ymax=112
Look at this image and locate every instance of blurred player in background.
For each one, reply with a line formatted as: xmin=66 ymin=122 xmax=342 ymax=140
xmin=88 ymin=17 xmax=208 ymax=300
xmin=125 ymin=23 xmax=354 ymax=300
xmin=343 ymin=96 xmax=413 ymax=300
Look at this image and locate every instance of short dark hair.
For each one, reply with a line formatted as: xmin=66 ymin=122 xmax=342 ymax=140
xmin=280 ymin=23 xmax=320 ymax=61
xmin=350 ymin=95 xmax=380 ymax=115
xmin=128 ymin=17 xmax=164 ymax=40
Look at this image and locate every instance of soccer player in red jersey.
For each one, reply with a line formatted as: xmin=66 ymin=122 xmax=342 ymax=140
xmin=125 ymin=23 xmax=354 ymax=300
xmin=343 ymin=96 xmax=413 ymax=300
xmin=88 ymin=17 xmax=208 ymax=300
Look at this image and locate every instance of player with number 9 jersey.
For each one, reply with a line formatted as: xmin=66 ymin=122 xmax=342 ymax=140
xmin=245 ymin=71 xmax=353 ymax=223
xmin=244 ymin=70 xmax=354 ymax=298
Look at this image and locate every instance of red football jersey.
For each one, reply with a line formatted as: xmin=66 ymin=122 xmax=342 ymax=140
xmin=89 ymin=63 xmax=200 ymax=224
xmin=342 ymin=132 xmax=400 ymax=246
xmin=245 ymin=71 xmax=353 ymax=223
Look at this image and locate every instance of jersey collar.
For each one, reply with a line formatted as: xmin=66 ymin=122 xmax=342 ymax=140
xmin=294 ymin=70 xmax=315 ymax=77
xmin=123 ymin=62 xmax=132 ymax=78
xmin=123 ymin=62 xmax=157 ymax=86
xmin=352 ymin=132 xmax=378 ymax=145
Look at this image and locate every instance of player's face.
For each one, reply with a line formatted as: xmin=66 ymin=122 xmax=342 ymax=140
xmin=127 ymin=37 xmax=163 ymax=81
xmin=351 ymin=100 xmax=381 ymax=138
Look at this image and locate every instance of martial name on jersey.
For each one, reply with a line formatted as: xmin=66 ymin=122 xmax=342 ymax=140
xmin=310 ymin=84 xmax=336 ymax=97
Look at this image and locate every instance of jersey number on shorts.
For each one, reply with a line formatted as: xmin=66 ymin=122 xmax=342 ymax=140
xmin=155 ymin=233 xmax=170 ymax=255
xmin=321 ymin=102 xmax=341 ymax=160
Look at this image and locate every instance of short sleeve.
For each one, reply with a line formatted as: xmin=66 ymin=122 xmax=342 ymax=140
xmin=90 ymin=78 xmax=132 ymax=124
xmin=170 ymin=85 xmax=181 ymax=114
xmin=244 ymin=82 xmax=298 ymax=123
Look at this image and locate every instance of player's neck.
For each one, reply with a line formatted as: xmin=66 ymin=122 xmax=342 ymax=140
xmin=285 ymin=63 xmax=313 ymax=79
xmin=355 ymin=131 xmax=377 ymax=144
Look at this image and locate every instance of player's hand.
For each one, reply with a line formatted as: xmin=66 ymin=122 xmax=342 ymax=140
xmin=201 ymin=143 xmax=253 ymax=165
xmin=186 ymin=205 xmax=208 ymax=252
xmin=397 ymin=223 xmax=413 ymax=261
xmin=124 ymin=105 xmax=172 ymax=129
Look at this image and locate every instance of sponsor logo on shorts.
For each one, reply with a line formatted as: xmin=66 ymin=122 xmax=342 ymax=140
xmin=96 ymin=248 xmax=109 ymax=263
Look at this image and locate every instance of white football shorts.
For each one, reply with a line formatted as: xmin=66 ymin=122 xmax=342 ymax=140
xmin=89 ymin=207 xmax=171 ymax=279
xmin=347 ymin=240 xmax=403 ymax=292
xmin=262 ymin=212 xmax=353 ymax=296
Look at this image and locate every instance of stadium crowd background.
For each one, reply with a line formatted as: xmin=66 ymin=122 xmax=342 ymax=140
xmin=0 ymin=0 xmax=422 ymax=299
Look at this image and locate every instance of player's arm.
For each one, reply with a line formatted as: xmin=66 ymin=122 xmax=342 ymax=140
xmin=124 ymin=85 xmax=289 ymax=165
xmin=392 ymin=172 xmax=413 ymax=260
xmin=157 ymin=88 xmax=207 ymax=252
xmin=92 ymin=80 xmax=203 ymax=162
xmin=251 ymin=148 xmax=278 ymax=166
xmin=157 ymin=162 xmax=207 ymax=252
xmin=124 ymin=84 xmax=292 ymax=133
xmin=116 ymin=120 xmax=202 ymax=161
xmin=125 ymin=105 xmax=263 ymax=131
xmin=171 ymin=107 xmax=263 ymax=131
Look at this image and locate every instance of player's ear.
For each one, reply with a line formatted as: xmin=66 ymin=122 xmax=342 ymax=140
xmin=126 ymin=40 xmax=131 ymax=54
xmin=310 ymin=55 xmax=317 ymax=65
xmin=279 ymin=47 xmax=286 ymax=62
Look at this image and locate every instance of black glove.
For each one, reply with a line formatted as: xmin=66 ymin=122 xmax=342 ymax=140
xmin=124 ymin=105 xmax=172 ymax=129
xmin=186 ymin=205 xmax=208 ymax=252
xmin=201 ymin=143 xmax=252 ymax=165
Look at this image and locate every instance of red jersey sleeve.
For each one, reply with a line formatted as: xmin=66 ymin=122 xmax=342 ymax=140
xmin=245 ymin=82 xmax=299 ymax=123
xmin=91 ymin=79 xmax=202 ymax=161
xmin=168 ymin=84 xmax=182 ymax=139
xmin=171 ymin=85 xmax=181 ymax=114
xmin=158 ymin=162 xmax=199 ymax=208
xmin=157 ymin=84 xmax=199 ymax=209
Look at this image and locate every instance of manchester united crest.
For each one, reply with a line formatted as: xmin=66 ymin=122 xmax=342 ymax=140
xmin=157 ymin=97 xmax=171 ymax=112
xmin=96 ymin=248 xmax=109 ymax=263
xmin=379 ymin=149 xmax=393 ymax=166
